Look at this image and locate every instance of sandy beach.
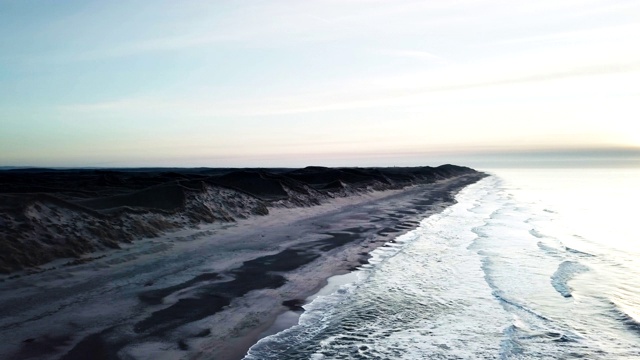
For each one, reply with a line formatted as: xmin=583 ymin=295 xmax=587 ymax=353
xmin=0 ymin=167 xmax=484 ymax=360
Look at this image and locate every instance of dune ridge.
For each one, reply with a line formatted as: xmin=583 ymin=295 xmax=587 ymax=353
xmin=0 ymin=165 xmax=477 ymax=273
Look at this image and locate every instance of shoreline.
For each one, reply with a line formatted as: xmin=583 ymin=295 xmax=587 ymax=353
xmin=245 ymin=270 xmax=361 ymax=359
xmin=0 ymin=171 xmax=485 ymax=360
xmin=203 ymin=174 xmax=486 ymax=360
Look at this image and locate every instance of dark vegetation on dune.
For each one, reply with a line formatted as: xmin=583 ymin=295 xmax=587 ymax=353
xmin=0 ymin=165 xmax=479 ymax=273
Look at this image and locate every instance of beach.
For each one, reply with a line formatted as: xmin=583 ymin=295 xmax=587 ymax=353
xmin=0 ymin=166 xmax=484 ymax=359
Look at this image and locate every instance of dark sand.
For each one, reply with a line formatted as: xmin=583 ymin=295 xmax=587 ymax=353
xmin=0 ymin=166 xmax=485 ymax=359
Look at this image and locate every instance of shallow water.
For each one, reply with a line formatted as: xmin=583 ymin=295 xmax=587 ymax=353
xmin=244 ymin=167 xmax=640 ymax=359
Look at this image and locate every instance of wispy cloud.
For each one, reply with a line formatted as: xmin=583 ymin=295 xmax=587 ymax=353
xmin=375 ymin=49 xmax=447 ymax=63
xmin=14 ymin=0 xmax=480 ymax=63
xmin=485 ymin=23 xmax=640 ymax=47
xmin=59 ymin=55 xmax=640 ymax=119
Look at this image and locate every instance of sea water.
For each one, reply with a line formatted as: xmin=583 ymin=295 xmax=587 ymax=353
xmin=244 ymin=167 xmax=640 ymax=359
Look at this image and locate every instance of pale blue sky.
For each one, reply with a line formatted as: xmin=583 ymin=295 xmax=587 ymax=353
xmin=2 ymin=0 xmax=640 ymax=167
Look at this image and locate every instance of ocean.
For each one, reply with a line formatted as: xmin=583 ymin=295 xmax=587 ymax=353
xmin=243 ymin=167 xmax=640 ymax=359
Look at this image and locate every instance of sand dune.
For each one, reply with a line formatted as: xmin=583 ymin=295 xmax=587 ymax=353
xmin=0 ymin=165 xmax=476 ymax=274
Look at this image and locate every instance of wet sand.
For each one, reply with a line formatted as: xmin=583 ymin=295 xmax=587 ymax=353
xmin=0 ymin=172 xmax=484 ymax=360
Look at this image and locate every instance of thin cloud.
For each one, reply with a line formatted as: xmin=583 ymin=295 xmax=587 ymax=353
xmin=20 ymin=1 xmax=477 ymax=63
xmin=426 ymin=62 xmax=640 ymax=93
xmin=59 ymin=59 xmax=640 ymax=119
xmin=375 ymin=49 xmax=447 ymax=63
xmin=485 ymin=23 xmax=640 ymax=47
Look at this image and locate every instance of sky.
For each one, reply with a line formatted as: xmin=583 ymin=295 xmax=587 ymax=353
xmin=1 ymin=0 xmax=640 ymax=168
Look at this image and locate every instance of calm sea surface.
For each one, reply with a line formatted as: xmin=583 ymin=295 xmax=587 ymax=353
xmin=244 ymin=167 xmax=640 ymax=359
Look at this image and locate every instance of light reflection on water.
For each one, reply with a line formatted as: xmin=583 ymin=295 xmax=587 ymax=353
xmin=490 ymin=167 xmax=640 ymax=257
xmin=491 ymin=167 xmax=640 ymax=352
